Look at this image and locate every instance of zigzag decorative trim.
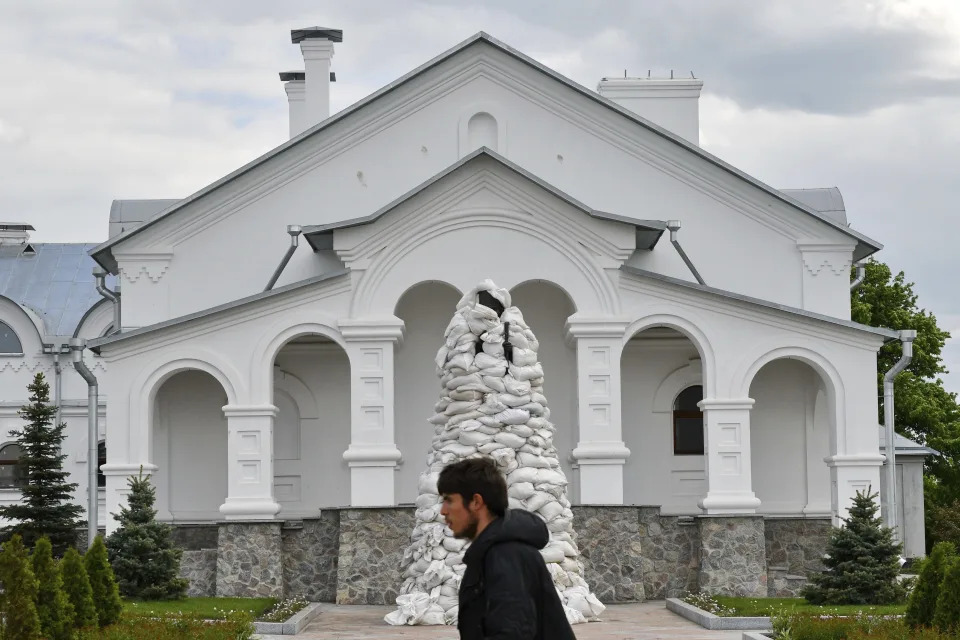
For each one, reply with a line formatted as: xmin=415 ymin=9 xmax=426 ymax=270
xmin=120 ymin=263 xmax=169 ymax=284
xmin=802 ymin=255 xmax=852 ymax=276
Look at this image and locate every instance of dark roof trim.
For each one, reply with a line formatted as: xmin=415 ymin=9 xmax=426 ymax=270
xmin=302 ymin=147 xmax=666 ymax=251
xmin=91 ymin=32 xmax=880 ymax=271
xmin=291 ymin=27 xmax=343 ymax=44
xmin=279 ymin=71 xmax=305 ymax=82
xmin=621 ymin=264 xmax=899 ymax=340
xmin=88 ymin=269 xmax=349 ymax=352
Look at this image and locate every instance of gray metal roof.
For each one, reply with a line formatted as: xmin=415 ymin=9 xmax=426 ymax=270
xmin=878 ymin=428 xmax=939 ymax=457
xmin=780 ymin=188 xmax=847 ymax=226
xmin=0 ymin=243 xmax=114 ymax=337
xmin=90 ymin=32 xmax=882 ymax=272
xmin=302 ymin=147 xmax=667 ymax=251
xmin=620 ymin=264 xmax=899 ymax=340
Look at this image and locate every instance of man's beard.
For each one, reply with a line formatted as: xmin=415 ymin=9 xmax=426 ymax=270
xmin=456 ymin=513 xmax=480 ymax=540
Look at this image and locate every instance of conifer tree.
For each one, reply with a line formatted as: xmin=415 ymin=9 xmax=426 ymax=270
xmin=906 ymin=541 xmax=955 ymax=628
xmin=84 ymin=536 xmax=122 ymax=627
xmin=60 ymin=546 xmax=98 ymax=629
xmin=0 ymin=373 xmax=83 ymax=555
xmin=933 ymin=557 xmax=960 ymax=633
xmin=0 ymin=535 xmax=42 ymax=639
xmin=803 ymin=489 xmax=906 ymax=605
xmin=106 ymin=471 xmax=188 ymax=599
xmin=32 ymin=536 xmax=75 ymax=640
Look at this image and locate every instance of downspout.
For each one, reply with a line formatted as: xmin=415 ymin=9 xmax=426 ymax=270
xmin=69 ymin=338 xmax=98 ymax=550
xmin=93 ymin=266 xmax=120 ymax=335
xmin=667 ymin=220 xmax=706 ymax=285
xmin=52 ymin=349 xmax=62 ymax=427
xmin=850 ymin=261 xmax=866 ymax=292
xmin=882 ymin=329 xmax=916 ymax=539
xmin=264 ymin=225 xmax=302 ymax=292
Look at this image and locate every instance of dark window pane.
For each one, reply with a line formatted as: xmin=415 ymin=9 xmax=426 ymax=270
xmin=674 ymin=385 xmax=703 ymax=411
xmin=0 ymin=465 xmax=18 ymax=489
xmin=0 ymin=322 xmax=23 ymax=354
xmin=0 ymin=444 xmax=19 ymax=462
xmin=97 ymin=441 xmax=106 ymax=488
xmin=674 ymin=415 xmax=704 ymax=455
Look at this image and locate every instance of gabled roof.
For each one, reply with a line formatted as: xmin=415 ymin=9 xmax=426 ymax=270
xmin=620 ymin=264 xmax=899 ymax=341
xmin=90 ymin=32 xmax=882 ymax=272
xmin=302 ymin=147 xmax=666 ymax=251
xmin=878 ymin=427 xmax=939 ymax=457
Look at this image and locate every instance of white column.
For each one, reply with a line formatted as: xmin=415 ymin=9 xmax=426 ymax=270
xmin=803 ymin=386 xmax=832 ymax=515
xmin=566 ymin=319 xmax=630 ymax=504
xmin=101 ymin=463 xmax=156 ymax=536
xmin=341 ymin=319 xmax=404 ymax=506
xmin=825 ymin=454 xmax=883 ymax=525
xmin=698 ymin=399 xmax=761 ymax=514
xmin=300 ymin=39 xmax=334 ymax=123
xmin=218 ymin=405 xmax=281 ymax=520
xmin=283 ymin=76 xmax=307 ymax=138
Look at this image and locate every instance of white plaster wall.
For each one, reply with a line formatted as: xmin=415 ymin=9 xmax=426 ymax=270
xmin=114 ymin=47 xmax=854 ymax=330
xmin=273 ymin=345 xmax=351 ymax=512
xmin=153 ymin=371 xmax=228 ymax=521
xmin=509 ymin=281 xmax=578 ymax=501
xmin=394 ymin=282 xmax=463 ymax=505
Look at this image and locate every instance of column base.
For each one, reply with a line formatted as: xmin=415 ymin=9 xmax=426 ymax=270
xmin=572 ymin=441 xmax=630 ymax=504
xmin=699 ymin=492 xmax=761 ymax=515
xmin=343 ymin=444 xmax=402 ymax=506
xmin=218 ymin=498 xmax=281 ymax=520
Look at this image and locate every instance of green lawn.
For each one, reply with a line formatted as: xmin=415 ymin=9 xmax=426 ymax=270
xmin=122 ymin=596 xmax=277 ymax=620
xmin=715 ymin=597 xmax=907 ymax=617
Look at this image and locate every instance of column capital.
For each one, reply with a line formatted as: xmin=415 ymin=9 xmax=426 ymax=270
xmin=342 ymin=443 xmax=403 ymax=467
xmin=564 ymin=315 xmax=631 ymax=341
xmin=100 ymin=463 xmax=157 ymax=476
xmin=571 ymin=441 xmax=631 ymax=464
xmin=340 ymin=316 xmax=405 ymax=343
xmin=824 ymin=453 xmax=885 ymax=467
xmin=699 ymin=398 xmax=755 ymax=411
xmin=222 ymin=404 xmax=278 ymax=418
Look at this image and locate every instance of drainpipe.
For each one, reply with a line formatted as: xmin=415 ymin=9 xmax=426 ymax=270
xmin=52 ymin=349 xmax=63 ymax=427
xmin=882 ymin=329 xmax=916 ymax=538
xmin=666 ymin=220 xmax=706 ymax=285
xmin=93 ymin=266 xmax=120 ymax=335
xmin=850 ymin=261 xmax=866 ymax=292
xmin=69 ymin=338 xmax=98 ymax=549
xmin=264 ymin=225 xmax=302 ymax=292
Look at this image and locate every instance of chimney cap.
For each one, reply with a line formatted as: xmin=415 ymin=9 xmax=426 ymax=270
xmin=0 ymin=223 xmax=35 ymax=231
xmin=279 ymin=71 xmax=306 ymax=82
xmin=291 ymin=27 xmax=343 ymax=44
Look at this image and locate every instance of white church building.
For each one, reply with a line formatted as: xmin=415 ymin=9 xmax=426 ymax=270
xmin=0 ymin=28 xmax=932 ymax=601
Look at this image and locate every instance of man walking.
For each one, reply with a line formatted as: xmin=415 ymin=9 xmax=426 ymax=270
xmin=438 ymin=457 xmax=577 ymax=639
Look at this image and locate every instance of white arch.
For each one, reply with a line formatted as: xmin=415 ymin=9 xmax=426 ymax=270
xmin=0 ymin=296 xmax=44 ymax=353
xmin=274 ymin=367 xmax=318 ymax=419
xmin=652 ymin=358 xmax=704 ymax=413
xmin=623 ymin=311 xmax=717 ymax=398
xmin=392 ymin=279 xmax=463 ymax=316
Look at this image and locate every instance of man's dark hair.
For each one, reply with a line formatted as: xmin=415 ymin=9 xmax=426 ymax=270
xmin=437 ymin=457 xmax=508 ymax=518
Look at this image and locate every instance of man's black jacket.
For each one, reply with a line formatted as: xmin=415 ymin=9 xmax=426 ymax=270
xmin=458 ymin=509 xmax=576 ymax=640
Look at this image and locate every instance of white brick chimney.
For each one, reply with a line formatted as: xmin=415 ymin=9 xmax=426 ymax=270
xmin=597 ymin=74 xmax=703 ymax=145
xmin=280 ymin=71 xmax=307 ymax=137
xmin=0 ymin=223 xmax=33 ymax=246
xmin=290 ymin=27 xmax=342 ymax=133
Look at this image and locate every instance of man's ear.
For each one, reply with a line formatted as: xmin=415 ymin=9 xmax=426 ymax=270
xmin=467 ymin=492 xmax=485 ymax=513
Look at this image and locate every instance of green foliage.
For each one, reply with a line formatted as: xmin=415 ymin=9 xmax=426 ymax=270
xmin=0 ymin=534 xmax=42 ymax=639
xmin=932 ymin=556 xmax=960 ymax=633
xmin=906 ymin=541 xmax=955 ymax=628
xmin=61 ymin=546 xmax=98 ymax=629
xmin=75 ymin=612 xmax=254 ymax=640
xmin=0 ymin=373 xmax=84 ymax=555
xmin=85 ymin=536 xmax=122 ymax=627
xmin=926 ymin=498 xmax=960 ymax=548
xmin=803 ymin=489 xmax=906 ymax=605
xmin=33 ymin=536 xmax=76 ymax=639
xmin=772 ymin=612 xmax=954 ymax=640
xmin=106 ymin=472 xmax=188 ymax=600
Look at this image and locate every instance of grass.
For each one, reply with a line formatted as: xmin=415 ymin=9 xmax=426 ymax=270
xmin=122 ymin=596 xmax=277 ymax=620
xmin=714 ymin=596 xmax=907 ymax=617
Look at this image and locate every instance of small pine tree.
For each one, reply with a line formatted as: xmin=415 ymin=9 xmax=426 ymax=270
xmin=906 ymin=541 xmax=955 ymax=628
xmin=33 ymin=537 xmax=76 ymax=640
xmin=933 ymin=557 xmax=960 ymax=633
xmin=0 ymin=373 xmax=83 ymax=555
xmin=0 ymin=535 xmax=42 ymax=639
xmin=84 ymin=536 xmax=122 ymax=627
xmin=802 ymin=488 xmax=906 ymax=605
xmin=106 ymin=471 xmax=188 ymax=599
xmin=60 ymin=546 xmax=98 ymax=629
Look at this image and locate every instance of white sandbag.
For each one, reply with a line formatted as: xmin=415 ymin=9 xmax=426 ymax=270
xmin=440 ymin=442 xmax=479 ymax=457
xmin=458 ymin=431 xmax=493 ymax=447
xmin=507 ymin=482 xmax=535 ymax=500
xmin=512 ymin=348 xmax=538 ymax=366
xmin=493 ymin=431 xmax=526 ymax=448
xmin=449 ymin=389 xmax=484 ymax=401
xmin=524 ymin=491 xmax=553 ymax=513
xmin=517 ymin=452 xmax=551 ymax=468
xmin=478 ymin=441 xmax=503 ymax=454
xmin=507 ymin=424 xmax=534 ymax=438
xmin=481 ymin=376 xmax=506 ymax=392
xmin=509 ymin=363 xmax=543 ymax=381
xmin=540 ymin=545 xmax=564 ymax=563
xmin=444 ymin=400 xmax=481 ymax=415
xmin=446 ymin=373 xmax=483 ymax=390
xmin=507 ymin=467 xmax=539 ymax=484
xmin=493 ymin=409 xmax=530 ymax=425
xmin=416 ymin=493 xmax=439 ymax=510
xmin=473 ymin=352 xmax=501 ymax=370
xmin=499 ymin=393 xmax=532 ymax=408
xmin=504 ymin=378 xmax=531 ymax=396
xmin=418 ymin=472 xmax=439 ymax=495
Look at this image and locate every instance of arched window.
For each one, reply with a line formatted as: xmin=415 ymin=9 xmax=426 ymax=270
xmin=673 ymin=385 xmax=704 ymax=455
xmin=0 ymin=322 xmax=23 ymax=355
xmin=97 ymin=441 xmax=106 ymax=488
xmin=0 ymin=443 xmax=25 ymax=488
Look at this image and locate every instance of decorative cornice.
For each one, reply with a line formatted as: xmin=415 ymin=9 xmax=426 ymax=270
xmin=571 ymin=441 xmax=630 ymax=463
xmin=797 ymin=242 xmax=855 ymax=276
xmin=339 ymin=317 xmax=405 ymax=343
xmin=824 ymin=453 xmax=885 ymax=467
xmin=564 ymin=316 xmax=631 ymax=341
xmin=222 ymin=404 xmax=279 ymax=418
xmin=698 ymin=398 xmax=755 ymax=411
xmin=116 ymin=253 xmax=173 ymax=284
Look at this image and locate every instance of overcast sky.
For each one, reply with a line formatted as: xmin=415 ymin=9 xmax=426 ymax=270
xmin=1 ymin=1 xmax=958 ymax=395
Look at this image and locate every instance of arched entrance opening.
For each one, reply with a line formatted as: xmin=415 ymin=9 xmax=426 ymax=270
xmin=394 ymin=281 xmax=462 ymax=505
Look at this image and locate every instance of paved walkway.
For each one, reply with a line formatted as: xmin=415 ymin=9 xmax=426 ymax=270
xmin=257 ymin=601 xmax=761 ymax=639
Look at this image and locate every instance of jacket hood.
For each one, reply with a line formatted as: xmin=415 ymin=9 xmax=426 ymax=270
xmin=464 ymin=509 xmax=549 ymax=564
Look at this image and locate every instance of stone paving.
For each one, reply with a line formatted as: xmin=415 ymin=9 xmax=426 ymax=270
xmin=256 ymin=601 xmax=763 ymax=639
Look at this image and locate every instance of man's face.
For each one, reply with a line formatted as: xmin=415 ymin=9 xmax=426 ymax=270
xmin=441 ymin=492 xmax=480 ymax=540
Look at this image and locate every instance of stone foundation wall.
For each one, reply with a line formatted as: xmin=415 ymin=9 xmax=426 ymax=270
xmin=335 ymin=507 xmax=415 ymax=605
xmin=171 ymin=524 xmax=219 ymax=551
xmin=181 ymin=549 xmax=217 ymax=597
xmin=698 ymin=516 xmax=767 ymax=597
xmin=764 ymin=517 xmax=831 ymax=596
xmin=282 ymin=513 xmax=340 ymax=602
xmin=572 ymin=506 xmax=645 ymax=603
xmin=216 ymin=522 xmax=283 ymax=598
xmin=638 ymin=509 xmax=699 ymax=599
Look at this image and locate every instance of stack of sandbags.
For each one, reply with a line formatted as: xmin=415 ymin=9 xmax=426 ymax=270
xmin=385 ymin=280 xmax=606 ymax=627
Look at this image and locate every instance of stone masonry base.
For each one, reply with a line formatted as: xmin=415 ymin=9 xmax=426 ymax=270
xmin=175 ymin=508 xmax=832 ymax=602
